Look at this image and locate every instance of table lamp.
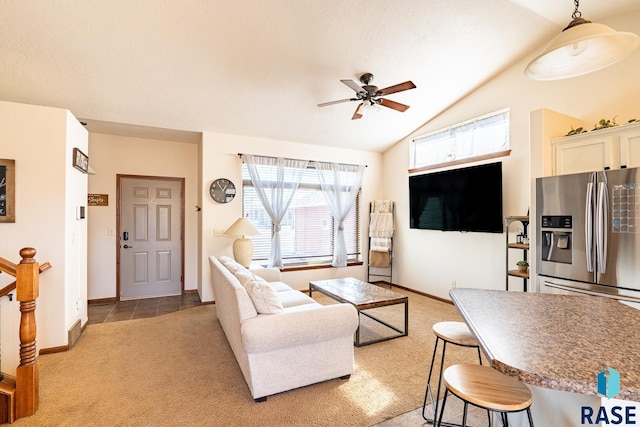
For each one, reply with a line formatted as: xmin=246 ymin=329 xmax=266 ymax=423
xmin=225 ymin=217 xmax=260 ymax=267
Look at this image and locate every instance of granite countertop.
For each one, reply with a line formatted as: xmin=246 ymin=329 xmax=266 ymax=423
xmin=450 ymin=288 xmax=640 ymax=401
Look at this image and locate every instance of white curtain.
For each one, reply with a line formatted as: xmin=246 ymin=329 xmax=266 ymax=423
xmin=316 ymin=161 xmax=365 ymax=267
xmin=242 ymin=154 xmax=309 ymax=268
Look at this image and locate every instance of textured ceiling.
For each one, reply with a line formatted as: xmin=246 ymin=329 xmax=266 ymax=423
xmin=1 ymin=0 xmax=638 ymax=152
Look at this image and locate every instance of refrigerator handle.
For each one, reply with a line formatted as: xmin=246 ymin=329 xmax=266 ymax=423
xmin=585 ymin=175 xmax=595 ymax=273
xmin=597 ymin=180 xmax=609 ymax=275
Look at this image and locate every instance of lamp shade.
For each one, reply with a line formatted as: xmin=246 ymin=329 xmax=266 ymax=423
xmin=225 ymin=218 xmax=260 ymax=268
xmin=225 ymin=217 xmax=260 ymax=237
xmin=525 ymin=20 xmax=640 ymax=81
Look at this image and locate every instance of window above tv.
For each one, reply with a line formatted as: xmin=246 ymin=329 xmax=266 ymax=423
xmin=409 ymin=109 xmax=510 ymax=172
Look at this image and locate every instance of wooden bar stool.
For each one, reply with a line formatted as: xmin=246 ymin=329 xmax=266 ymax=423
xmin=422 ymin=321 xmax=483 ymax=425
xmin=437 ymin=364 xmax=534 ymax=427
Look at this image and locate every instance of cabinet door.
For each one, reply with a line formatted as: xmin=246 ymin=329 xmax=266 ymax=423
xmin=619 ymin=127 xmax=640 ymax=168
xmin=552 ymin=134 xmax=616 ymax=175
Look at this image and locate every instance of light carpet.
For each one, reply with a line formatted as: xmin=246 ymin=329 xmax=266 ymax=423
xmin=12 ymin=288 xmax=480 ymax=426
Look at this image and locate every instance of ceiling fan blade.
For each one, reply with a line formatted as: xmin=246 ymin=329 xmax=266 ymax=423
xmin=317 ymin=98 xmax=353 ymax=107
xmin=352 ymin=104 xmax=363 ymax=120
xmin=379 ymin=98 xmax=410 ymax=112
xmin=341 ymin=79 xmax=364 ymax=93
xmin=378 ymin=81 xmax=416 ymax=96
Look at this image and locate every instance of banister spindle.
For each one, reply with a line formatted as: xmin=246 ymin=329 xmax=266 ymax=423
xmin=15 ymin=247 xmax=39 ymax=418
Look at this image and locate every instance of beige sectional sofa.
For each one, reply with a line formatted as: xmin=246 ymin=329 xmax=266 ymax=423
xmin=208 ymin=255 xmax=359 ymax=401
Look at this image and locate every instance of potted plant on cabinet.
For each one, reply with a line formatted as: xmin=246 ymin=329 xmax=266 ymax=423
xmin=516 ymin=260 xmax=529 ymax=273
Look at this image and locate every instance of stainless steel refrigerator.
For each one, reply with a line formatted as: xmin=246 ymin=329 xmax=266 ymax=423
xmin=536 ymin=168 xmax=640 ymax=302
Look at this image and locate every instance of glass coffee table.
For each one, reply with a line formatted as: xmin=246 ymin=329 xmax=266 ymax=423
xmin=309 ymin=277 xmax=408 ymax=347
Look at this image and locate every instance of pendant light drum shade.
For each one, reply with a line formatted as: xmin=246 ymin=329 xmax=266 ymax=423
xmin=526 ymin=20 xmax=640 ymax=81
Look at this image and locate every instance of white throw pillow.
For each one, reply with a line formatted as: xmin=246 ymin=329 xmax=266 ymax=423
xmin=233 ymin=269 xmax=255 ymax=288
xmin=219 ymin=256 xmax=244 ymax=274
xmin=244 ymin=277 xmax=284 ymax=315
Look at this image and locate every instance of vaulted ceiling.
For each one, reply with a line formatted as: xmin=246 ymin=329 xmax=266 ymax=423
xmin=1 ymin=1 xmax=638 ymax=152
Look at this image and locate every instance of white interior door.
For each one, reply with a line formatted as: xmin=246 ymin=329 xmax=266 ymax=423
xmin=119 ymin=176 xmax=183 ymax=300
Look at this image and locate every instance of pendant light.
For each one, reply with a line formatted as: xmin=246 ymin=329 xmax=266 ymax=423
xmin=525 ymin=0 xmax=640 ymax=81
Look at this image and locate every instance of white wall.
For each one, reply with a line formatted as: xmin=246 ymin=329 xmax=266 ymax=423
xmin=87 ymin=133 xmax=200 ymax=300
xmin=382 ymin=10 xmax=640 ymax=300
xmin=0 ymin=101 xmax=87 ymax=373
xmin=64 ymin=113 xmax=90 ymax=333
xmin=199 ymin=132 xmax=383 ymax=301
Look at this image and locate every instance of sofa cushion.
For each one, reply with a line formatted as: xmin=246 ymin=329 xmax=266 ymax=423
xmin=278 ymin=290 xmax=316 ymax=308
xmin=267 ymin=281 xmax=293 ymax=293
xmin=249 ymin=266 xmax=282 ymax=283
xmin=233 ymin=269 xmax=284 ymax=314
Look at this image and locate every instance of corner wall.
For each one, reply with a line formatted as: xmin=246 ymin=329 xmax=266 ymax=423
xmin=0 ymin=100 xmax=87 ymax=373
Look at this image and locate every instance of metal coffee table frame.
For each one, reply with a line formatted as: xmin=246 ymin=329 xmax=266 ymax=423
xmin=309 ymin=277 xmax=408 ymax=347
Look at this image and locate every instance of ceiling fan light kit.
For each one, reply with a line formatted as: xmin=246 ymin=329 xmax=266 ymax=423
xmin=318 ymin=73 xmax=416 ymax=120
xmin=525 ymin=0 xmax=640 ymax=81
xmin=358 ymin=100 xmax=381 ymax=115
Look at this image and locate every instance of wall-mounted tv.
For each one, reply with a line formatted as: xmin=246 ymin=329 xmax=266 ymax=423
xmin=409 ymin=162 xmax=503 ymax=233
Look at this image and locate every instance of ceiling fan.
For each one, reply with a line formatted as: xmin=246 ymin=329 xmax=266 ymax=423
xmin=318 ymin=73 xmax=416 ymax=120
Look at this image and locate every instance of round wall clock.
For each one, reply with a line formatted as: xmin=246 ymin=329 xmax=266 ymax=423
xmin=209 ymin=178 xmax=236 ymax=203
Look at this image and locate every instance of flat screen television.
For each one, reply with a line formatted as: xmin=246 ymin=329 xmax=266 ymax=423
xmin=409 ymin=162 xmax=503 ymax=233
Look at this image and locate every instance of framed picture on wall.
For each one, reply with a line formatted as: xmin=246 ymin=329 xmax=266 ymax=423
xmin=0 ymin=158 xmax=15 ymax=223
xmin=73 ymin=148 xmax=89 ymax=173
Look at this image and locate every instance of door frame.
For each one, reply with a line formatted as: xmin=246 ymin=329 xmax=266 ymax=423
xmin=116 ymin=174 xmax=185 ymax=301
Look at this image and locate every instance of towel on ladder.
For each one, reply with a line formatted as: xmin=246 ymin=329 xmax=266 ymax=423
xmin=370 ymin=237 xmax=392 ymax=252
xmin=369 ymin=213 xmax=394 ymax=238
xmin=369 ymin=250 xmax=390 ymax=268
xmin=372 ymin=200 xmax=393 ymax=213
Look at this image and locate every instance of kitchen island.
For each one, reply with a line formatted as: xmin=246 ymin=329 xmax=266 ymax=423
xmin=450 ymin=288 xmax=640 ymax=425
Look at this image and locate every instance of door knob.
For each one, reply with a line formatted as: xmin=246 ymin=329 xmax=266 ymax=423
xmin=123 ymin=244 xmax=133 ymax=249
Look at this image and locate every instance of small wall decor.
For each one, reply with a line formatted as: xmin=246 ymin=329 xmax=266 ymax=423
xmin=0 ymin=159 xmax=15 ymax=223
xmin=72 ymin=148 xmax=89 ymax=173
xmin=88 ymin=193 xmax=109 ymax=206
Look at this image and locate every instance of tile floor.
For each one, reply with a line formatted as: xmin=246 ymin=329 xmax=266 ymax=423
xmin=87 ymin=293 xmax=202 ymax=324
xmin=376 ymin=395 xmax=496 ymax=426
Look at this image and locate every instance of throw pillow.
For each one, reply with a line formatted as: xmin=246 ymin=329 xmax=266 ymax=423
xmin=244 ymin=277 xmax=284 ymax=315
xmin=233 ymin=269 xmax=256 ymax=288
xmin=219 ymin=256 xmax=243 ymax=274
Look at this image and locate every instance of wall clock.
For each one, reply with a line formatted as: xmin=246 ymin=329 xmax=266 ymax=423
xmin=209 ymin=178 xmax=236 ymax=203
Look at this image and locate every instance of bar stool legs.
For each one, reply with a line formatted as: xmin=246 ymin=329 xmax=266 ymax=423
xmin=421 ymin=322 xmax=483 ymax=426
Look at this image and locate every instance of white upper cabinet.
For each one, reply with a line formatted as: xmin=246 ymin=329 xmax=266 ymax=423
xmin=551 ymin=121 xmax=640 ymax=175
xmin=619 ymin=125 xmax=640 ymax=169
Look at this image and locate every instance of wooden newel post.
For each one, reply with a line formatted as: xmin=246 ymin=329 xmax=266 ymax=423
xmin=15 ymin=247 xmax=39 ymax=419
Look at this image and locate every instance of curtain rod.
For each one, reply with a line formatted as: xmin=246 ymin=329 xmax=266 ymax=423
xmin=237 ymin=153 xmax=367 ymax=168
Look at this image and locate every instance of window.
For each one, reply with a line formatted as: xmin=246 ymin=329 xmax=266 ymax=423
xmin=242 ymin=163 xmax=361 ymax=267
xmin=410 ymin=109 xmax=510 ymax=170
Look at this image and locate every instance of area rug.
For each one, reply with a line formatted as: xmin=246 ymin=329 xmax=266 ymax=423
xmin=13 ymin=288 xmax=479 ymax=426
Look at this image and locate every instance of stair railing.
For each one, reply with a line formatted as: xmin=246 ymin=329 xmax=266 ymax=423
xmin=0 ymin=248 xmax=51 ymax=421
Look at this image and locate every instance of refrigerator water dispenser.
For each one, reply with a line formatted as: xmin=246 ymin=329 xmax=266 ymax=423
xmin=540 ymin=216 xmax=572 ymax=264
